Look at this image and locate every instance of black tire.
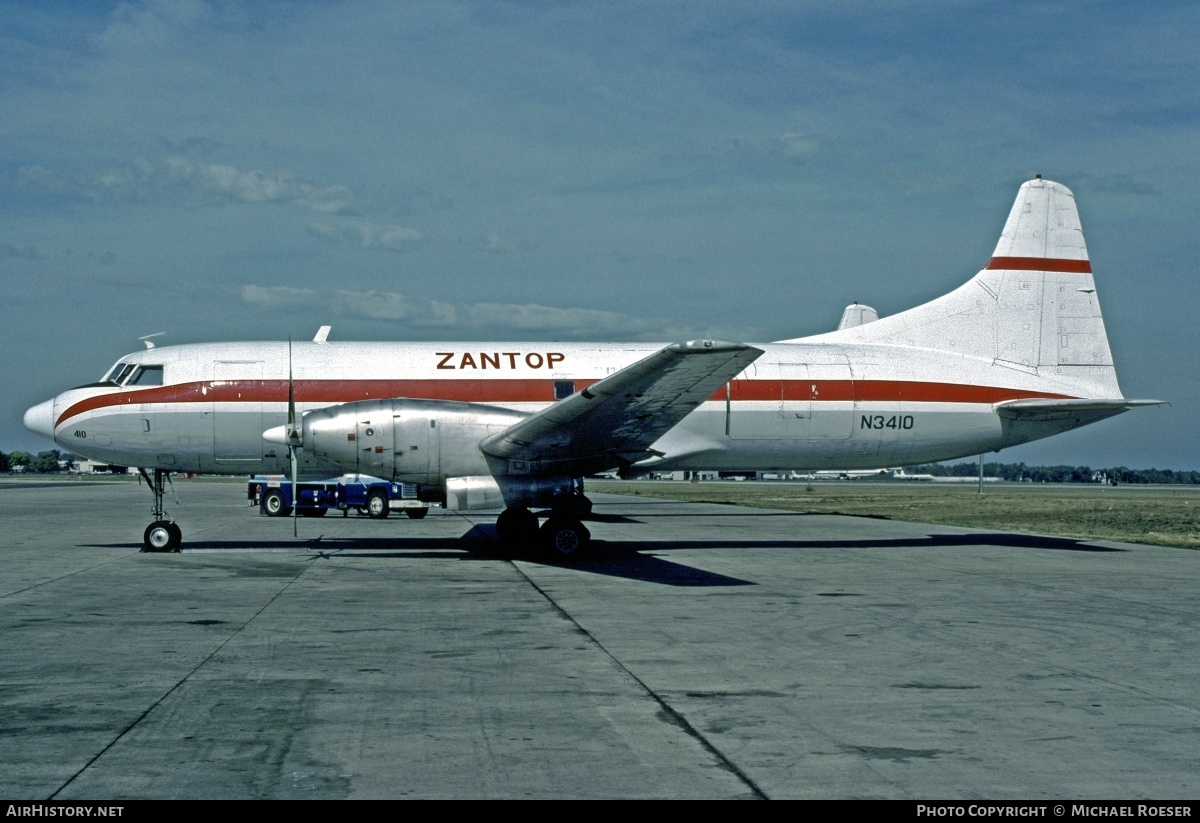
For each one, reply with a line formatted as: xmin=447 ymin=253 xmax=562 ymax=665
xmin=366 ymin=490 xmax=390 ymax=519
xmin=404 ymin=508 xmax=428 ymax=520
xmin=143 ymin=521 xmax=175 ymax=552
xmin=496 ymin=507 xmax=539 ymax=546
xmin=165 ymin=522 xmax=182 ymax=551
xmin=539 ymin=516 xmax=591 ymax=561
xmin=262 ymin=489 xmax=290 ymax=517
xmin=572 ymin=495 xmax=594 ymax=518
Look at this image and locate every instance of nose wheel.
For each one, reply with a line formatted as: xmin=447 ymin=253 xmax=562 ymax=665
xmin=139 ymin=468 xmax=181 ymax=552
xmin=144 ymin=520 xmax=182 ymax=552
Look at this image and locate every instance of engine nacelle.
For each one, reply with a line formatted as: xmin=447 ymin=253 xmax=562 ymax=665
xmin=301 ymin=398 xmax=527 ymax=485
xmin=444 ymin=475 xmax=577 ymax=511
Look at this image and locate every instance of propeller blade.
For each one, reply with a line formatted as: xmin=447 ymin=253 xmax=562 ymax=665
xmin=291 ymin=442 xmax=298 ymax=538
xmin=288 ymin=338 xmax=296 ymax=432
xmin=289 ymin=337 xmax=298 ymax=538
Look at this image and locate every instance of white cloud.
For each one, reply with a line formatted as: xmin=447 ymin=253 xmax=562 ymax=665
xmin=240 ymin=285 xmax=317 ymax=308
xmin=237 ymin=285 xmax=719 ymax=340
xmin=350 ymin=222 xmax=423 ymax=250
xmin=167 ymin=158 xmax=354 ymax=212
xmin=307 ymin=221 xmax=422 ymax=250
xmin=486 ymin=233 xmax=519 ymax=253
xmin=95 ymin=0 xmax=211 ymax=53
xmin=16 ymin=157 xmax=354 ymax=214
xmin=331 ymin=291 xmax=458 ymax=325
xmin=463 ymin=302 xmax=641 ymax=334
xmin=778 ymin=132 xmax=819 ymax=160
xmin=17 ymin=165 xmax=106 ymax=200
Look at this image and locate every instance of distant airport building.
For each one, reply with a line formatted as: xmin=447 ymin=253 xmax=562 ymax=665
xmin=75 ymin=459 xmax=134 ymax=475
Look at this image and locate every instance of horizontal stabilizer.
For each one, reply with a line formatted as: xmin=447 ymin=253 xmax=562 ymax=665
xmin=481 ymin=339 xmax=762 ymax=475
xmin=995 ymin=397 xmax=1165 ymax=421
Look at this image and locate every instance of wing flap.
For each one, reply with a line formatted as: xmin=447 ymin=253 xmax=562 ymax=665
xmin=481 ymin=339 xmax=762 ymax=475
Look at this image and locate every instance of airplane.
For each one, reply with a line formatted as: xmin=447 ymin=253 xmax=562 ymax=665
xmin=811 ymin=470 xmax=891 ymax=481
xmin=23 ymin=177 xmax=1161 ymax=557
xmin=760 ymin=470 xmax=887 ymax=481
xmin=890 ymin=469 xmax=936 ymax=482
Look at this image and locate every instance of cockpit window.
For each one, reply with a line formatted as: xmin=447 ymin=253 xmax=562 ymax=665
xmin=102 ymin=362 xmax=163 ymax=386
xmin=104 ymin=363 xmax=137 ymax=385
xmin=128 ymin=365 xmax=163 ymax=386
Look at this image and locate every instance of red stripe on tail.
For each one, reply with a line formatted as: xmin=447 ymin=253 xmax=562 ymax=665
xmin=985 ymin=256 xmax=1092 ymax=273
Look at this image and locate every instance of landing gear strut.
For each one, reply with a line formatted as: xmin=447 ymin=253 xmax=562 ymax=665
xmin=139 ymin=468 xmax=181 ymax=552
xmin=494 ymin=495 xmax=594 ymax=561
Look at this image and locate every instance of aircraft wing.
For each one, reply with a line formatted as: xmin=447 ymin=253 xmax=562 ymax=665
xmin=480 ymin=339 xmax=763 ymax=476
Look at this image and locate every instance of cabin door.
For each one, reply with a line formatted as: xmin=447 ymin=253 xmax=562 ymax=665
xmin=212 ymin=360 xmax=265 ymax=462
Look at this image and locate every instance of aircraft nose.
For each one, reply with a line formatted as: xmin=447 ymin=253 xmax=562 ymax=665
xmin=24 ymin=398 xmax=57 ymax=440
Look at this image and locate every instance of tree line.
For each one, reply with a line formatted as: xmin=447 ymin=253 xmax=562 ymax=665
xmin=907 ymin=461 xmax=1200 ymax=485
xmin=4 ymin=448 xmax=1198 ymax=484
xmin=1 ymin=449 xmax=73 ymax=474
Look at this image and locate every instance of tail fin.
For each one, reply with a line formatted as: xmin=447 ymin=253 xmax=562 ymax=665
xmin=794 ymin=177 xmax=1122 ymax=399
xmin=986 ymin=177 xmax=1112 ymax=374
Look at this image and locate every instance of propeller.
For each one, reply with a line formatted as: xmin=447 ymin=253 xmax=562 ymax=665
xmin=288 ymin=337 xmax=300 ymax=538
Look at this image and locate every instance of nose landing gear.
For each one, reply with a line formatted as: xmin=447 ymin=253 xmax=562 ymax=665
xmin=144 ymin=519 xmax=181 ymax=552
xmin=139 ymin=468 xmax=181 ymax=552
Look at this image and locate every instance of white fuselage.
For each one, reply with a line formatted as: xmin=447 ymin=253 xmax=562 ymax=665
xmin=32 ymin=336 xmax=1101 ymax=478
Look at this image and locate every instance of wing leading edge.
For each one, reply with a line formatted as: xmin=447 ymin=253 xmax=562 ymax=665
xmin=481 ymin=339 xmax=763 ymax=477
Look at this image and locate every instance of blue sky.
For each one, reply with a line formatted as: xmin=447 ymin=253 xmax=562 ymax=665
xmin=3 ymin=0 xmax=1197 ymax=468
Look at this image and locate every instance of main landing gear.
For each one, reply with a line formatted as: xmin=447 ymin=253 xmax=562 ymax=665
xmin=139 ymin=468 xmax=181 ymax=552
xmin=495 ymin=494 xmax=593 ymax=562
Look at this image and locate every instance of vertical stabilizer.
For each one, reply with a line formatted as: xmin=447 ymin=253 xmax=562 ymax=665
xmin=988 ymin=176 xmax=1090 ymax=266
xmin=837 ymin=303 xmax=879 ymax=330
xmin=790 ymin=178 xmax=1122 ymax=400
xmin=983 ymin=178 xmax=1114 ymax=376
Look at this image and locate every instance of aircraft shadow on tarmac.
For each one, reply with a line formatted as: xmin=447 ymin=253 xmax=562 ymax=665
xmin=618 ymin=533 xmax=1127 ymax=553
xmin=81 ymin=526 xmax=1123 ymax=588
xmin=114 ymin=530 xmax=754 ymax=587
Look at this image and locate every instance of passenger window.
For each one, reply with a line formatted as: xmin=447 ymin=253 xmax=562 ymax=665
xmin=554 ymin=380 xmax=575 ymax=400
xmin=128 ymin=366 xmax=164 ymax=386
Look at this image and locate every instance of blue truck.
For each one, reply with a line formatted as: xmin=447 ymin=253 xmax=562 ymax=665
xmin=248 ymin=474 xmax=430 ymax=519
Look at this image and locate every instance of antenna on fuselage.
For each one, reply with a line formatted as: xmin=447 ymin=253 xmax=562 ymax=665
xmin=139 ymin=333 xmax=165 ymax=349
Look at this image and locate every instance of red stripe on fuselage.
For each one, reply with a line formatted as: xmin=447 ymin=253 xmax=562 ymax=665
xmin=54 ymin=379 xmax=587 ymax=427
xmin=54 ymin=378 xmax=1075 ymax=428
xmin=725 ymin=380 xmax=1070 ymax=403
xmin=985 ymin=256 xmax=1092 ymax=273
